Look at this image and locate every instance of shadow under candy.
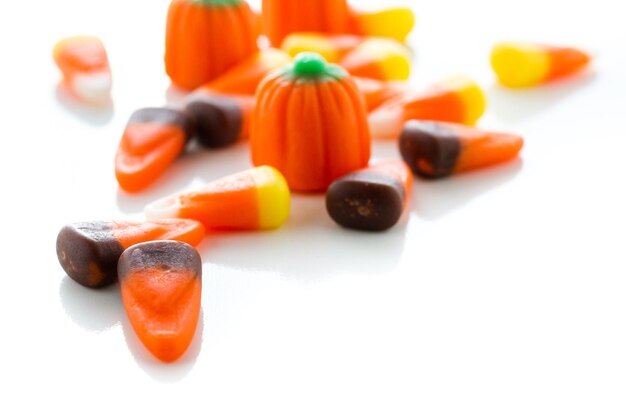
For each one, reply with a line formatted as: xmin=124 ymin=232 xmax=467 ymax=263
xmin=54 ymin=83 xmax=114 ymax=126
xmin=199 ymin=194 xmax=409 ymax=280
xmin=121 ymin=308 xmax=204 ymax=383
xmin=59 ymin=275 xmax=123 ymax=333
xmin=487 ymin=71 xmax=596 ymax=124
xmin=411 ymin=158 xmax=523 ymax=220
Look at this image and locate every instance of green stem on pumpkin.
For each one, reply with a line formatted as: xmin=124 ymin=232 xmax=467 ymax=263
xmin=286 ymin=52 xmax=347 ymax=81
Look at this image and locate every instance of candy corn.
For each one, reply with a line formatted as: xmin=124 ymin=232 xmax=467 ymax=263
xmin=145 ymin=166 xmax=290 ymax=231
xmin=185 ymin=91 xmax=255 ymax=148
xmin=119 ymin=240 xmax=202 ymax=362
xmin=399 ymin=121 xmax=524 ymax=179
xmin=350 ymin=7 xmax=416 ymax=42
xmin=353 ymin=77 xmax=408 ymax=112
xmin=281 ymin=33 xmax=363 ymax=63
xmin=491 ymin=42 xmax=591 ymax=88
xmin=368 ymin=76 xmax=487 ymax=139
xmin=326 ymin=160 xmax=412 ymax=231
xmin=201 ymin=48 xmax=292 ymax=95
xmin=56 ymin=219 xmax=205 ymax=288
xmin=115 ymin=108 xmax=195 ymax=193
xmin=53 ymin=36 xmax=112 ymax=105
xmin=340 ymin=37 xmax=412 ymax=81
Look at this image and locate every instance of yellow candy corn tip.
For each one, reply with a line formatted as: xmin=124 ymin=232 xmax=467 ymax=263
xmin=251 ymin=166 xmax=291 ymax=229
xmin=358 ymin=38 xmax=412 ymax=80
xmin=491 ymin=42 xmax=550 ymax=88
xmin=259 ymin=48 xmax=293 ymax=68
xmin=358 ymin=8 xmax=416 ymax=42
xmin=281 ymin=33 xmax=340 ymax=63
xmin=439 ymin=76 xmax=487 ymax=125
xmin=53 ymin=35 xmax=101 ymax=57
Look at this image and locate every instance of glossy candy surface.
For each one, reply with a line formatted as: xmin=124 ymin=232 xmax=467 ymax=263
xmin=145 ymin=166 xmax=290 ymax=231
xmin=326 ymin=160 xmax=412 ymax=231
xmin=115 ymin=108 xmax=195 ymax=193
xmin=165 ymin=0 xmax=259 ymax=90
xmin=491 ymin=42 xmax=591 ymax=88
xmin=262 ymin=0 xmax=351 ymax=46
xmin=201 ymin=48 xmax=292 ymax=95
xmin=251 ymin=53 xmax=371 ymax=192
xmin=350 ymin=7 xmax=415 ymax=42
xmin=53 ymin=36 xmax=112 ymax=105
xmin=340 ymin=37 xmax=412 ymax=81
xmin=369 ymin=76 xmax=486 ymax=139
xmin=56 ymin=220 xmax=205 ymax=288
xmin=281 ymin=33 xmax=363 ymax=63
xmin=353 ymin=77 xmax=408 ymax=112
xmin=119 ymin=240 xmax=202 ymax=362
xmin=185 ymin=91 xmax=255 ymax=148
xmin=399 ymin=121 xmax=524 ymax=178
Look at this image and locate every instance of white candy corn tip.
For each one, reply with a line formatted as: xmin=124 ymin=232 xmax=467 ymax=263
xmin=368 ymin=106 xmax=404 ymax=139
xmin=71 ymin=71 xmax=112 ymax=104
xmin=145 ymin=195 xmax=182 ymax=220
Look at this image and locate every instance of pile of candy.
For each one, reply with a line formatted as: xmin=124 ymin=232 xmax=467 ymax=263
xmin=54 ymin=0 xmax=592 ymax=362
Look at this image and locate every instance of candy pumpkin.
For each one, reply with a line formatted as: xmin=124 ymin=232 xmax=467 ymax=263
xmin=165 ymin=0 xmax=259 ymax=90
xmin=250 ymin=53 xmax=371 ymax=192
xmin=262 ymin=0 xmax=351 ymax=47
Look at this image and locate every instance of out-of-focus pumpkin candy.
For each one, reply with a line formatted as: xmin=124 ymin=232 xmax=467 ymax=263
xmin=165 ymin=0 xmax=259 ymax=90
xmin=250 ymin=53 xmax=371 ymax=192
xmin=262 ymin=0 xmax=351 ymax=47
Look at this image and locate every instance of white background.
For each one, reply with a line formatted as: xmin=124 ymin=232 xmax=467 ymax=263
xmin=1 ymin=0 xmax=625 ymax=415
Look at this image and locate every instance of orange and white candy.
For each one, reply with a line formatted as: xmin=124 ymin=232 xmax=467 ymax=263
xmin=53 ymin=36 xmax=112 ymax=104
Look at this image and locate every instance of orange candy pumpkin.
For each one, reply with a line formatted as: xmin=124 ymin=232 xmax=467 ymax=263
xmin=262 ymin=0 xmax=351 ymax=47
xmin=250 ymin=53 xmax=371 ymax=192
xmin=165 ymin=0 xmax=259 ymax=90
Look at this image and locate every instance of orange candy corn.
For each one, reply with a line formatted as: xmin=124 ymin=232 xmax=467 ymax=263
xmin=53 ymin=36 xmax=112 ymax=105
xmin=326 ymin=160 xmax=412 ymax=231
xmin=184 ymin=91 xmax=255 ymax=148
xmin=399 ymin=121 xmax=524 ymax=179
xmin=281 ymin=33 xmax=363 ymax=63
xmin=491 ymin=42 xmax=591 ymax=88
xmin=56 ymin=219 xmax=205 ymax=288
xmin=353 ymin=77 xmax=408 ymax=112
xmin=369 ymin=76 xmax=487 ymax=139
xmin=115 ymin=108 xmax=195 ymax=193
xmin=145 ymin=166 xmax=290 ymax=231
xmin=339 ymin=37 xmax=412 ymax=81
xmin=200 ymin=48 xmax=292 ymax=95
xmin=119 ymin=240 xmax=202 ymax=362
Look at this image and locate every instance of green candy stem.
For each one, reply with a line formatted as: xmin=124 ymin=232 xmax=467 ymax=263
xmin=293 ymin=52 xmax=327 ymax=76
xmin=290 ymin=52 xmax=347 ymax=80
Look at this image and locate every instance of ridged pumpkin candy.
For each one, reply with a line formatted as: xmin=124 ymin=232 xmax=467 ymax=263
xmin=165 ymin=0 xmax=259 ymax=90
xmin=250 ymin=53 xmax=371 ymax=192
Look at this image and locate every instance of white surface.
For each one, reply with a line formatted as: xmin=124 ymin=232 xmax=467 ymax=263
xmin=1 ymin=0 xmax=625 ymax=415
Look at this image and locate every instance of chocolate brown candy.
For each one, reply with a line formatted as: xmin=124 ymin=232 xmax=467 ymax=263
xmin=399 ymin=120 xmax=461 ymax=179
xmin=56 ymin=222 xmax=123 ymax=288
xmin=56 ymin=220 xmax=205 ymax=288
xmin=185 ymin=94 xmax=245 ymax=148
xmin=128 ymin=107 xmax=196 ymax=141
xmin=326 ymin=161 xmax=412 ymax=231
xmin=117 ymin=240 xmax=202 ymax=281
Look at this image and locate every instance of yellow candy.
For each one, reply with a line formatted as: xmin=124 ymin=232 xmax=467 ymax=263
xmin=340 ymin=38 xmax=412 ymax=81
xmin=355 ymin=7 xmax=416 ymax=42
xmin=491 ymin=42 xmax=591 ymax=88
xmin=280 ymin=33 xmax=363 ymax=63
